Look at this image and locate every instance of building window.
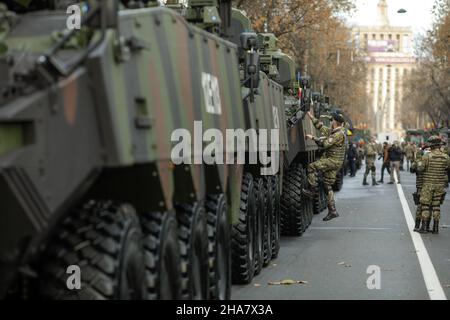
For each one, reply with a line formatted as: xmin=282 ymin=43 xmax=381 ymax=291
xmin=388 ymin=34 xmax=392 ymax=40
xmin=380 ymin=34 xmax=384 ymax=40
xmin=372 ymin=34 xmax=376 ymax=40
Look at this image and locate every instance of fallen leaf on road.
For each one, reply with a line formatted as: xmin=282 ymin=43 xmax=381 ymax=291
xmin=254 ymin=284 xmax=261 ymax=287
xmin=337 ymin=261 xmax=352 ymax=267
xmin=442 ymin=225 xmax=449 ymax=229
xmin=272 ymin=264 xmax=278 ymax=267
xmin=268 ymin=279 xmax=308 ymax=286
xmin=443 ymin=284 xmax=450 ymax=288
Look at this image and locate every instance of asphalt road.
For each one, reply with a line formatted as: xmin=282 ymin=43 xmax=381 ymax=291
xmin=232 ymin=161 xmax=450 ymax=300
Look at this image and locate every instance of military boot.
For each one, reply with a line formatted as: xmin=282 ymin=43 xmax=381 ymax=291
xmin=363 ymin=176 xmax=369 ymax=186
xmin=372 ymin=178 xmax=379 ymax=186
xmin=419 ymin=220 xmax=430 ymax=234
xmin=323 ymin=203 xmax=339 ymax=221
xmin=413 ymin=218 xmax=421 ymax=232
xmin=432 ymin=220 xmax=439 ymax=234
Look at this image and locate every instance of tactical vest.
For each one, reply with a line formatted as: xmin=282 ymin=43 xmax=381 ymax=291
xmin=324 ymin=128 xmax=346 ymax=164
xmin=366 ymin=143 xmax=377 ymax=157
xmin=422 ymin=150 xmax=449 ymax=186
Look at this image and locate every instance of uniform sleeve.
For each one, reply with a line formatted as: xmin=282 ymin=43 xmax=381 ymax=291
xmin=311 ymin=116 xmax=331 ymax=137
xmin=417 ymin=154 xmax=428 ymax=173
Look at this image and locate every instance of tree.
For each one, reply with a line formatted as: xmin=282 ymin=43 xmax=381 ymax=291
xmin=232 ymin=0 xmax=368 ymax=124
xmin=403 ymin=0 xmax=450 ymax=129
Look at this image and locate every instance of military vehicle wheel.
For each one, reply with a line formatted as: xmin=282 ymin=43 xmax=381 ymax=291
xmin=333 ymin=168 xmax=344 ymax=192
xmin=262 ymin=177 xmax=273 ymax=267
xmin=231 ymin=173 xmax=256 ymax=284
xmin=321 ymin=186 xmax=328 ymax=211
xmin=141 ymin=211 xmax=182 ymax=300
xmin=206 ymin=194 xmax=231 ymax=300
xmin=280 ymin=163 xmax=305 ymax=236
xmin=253 ymin=178 xmax=265 ymax=275
xmin=305 ymin=198 xmax=313 ymax=226
xmin=40 ymin=200 xmax=146 ymax=300
xmin=177 ymin=203 xmax=209 ymax=300
xmin=271 ymin=175 xmax=281 ymax=259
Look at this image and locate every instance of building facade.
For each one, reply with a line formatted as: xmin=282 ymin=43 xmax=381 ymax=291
xmin=352 ymin=0 xmax=416 ymax=138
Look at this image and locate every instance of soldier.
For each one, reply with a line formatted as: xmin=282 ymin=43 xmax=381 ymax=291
xmin=378 ymin=142 xmax=391 ymax=183
xmin=303 ymin=111 xmax=347 ymax=222
xmin=404 ymin=142 xmax=415 ymax=171
xmin=363 ymin=137 xmax=379 ymax=186
xmin=410 ymin=144 xmax=427 ymax=232
xmin=416 ymin=136 xmax=450 ymax=234
xmin=388 ymin=141 xmax=402 ymax=184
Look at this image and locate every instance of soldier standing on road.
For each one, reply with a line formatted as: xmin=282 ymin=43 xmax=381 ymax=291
xmin=410 ymin=144 xmax=428 ymax=232
xmin=378 ymin=142 xmax=391 ymax=183
xmin=363 ymin=137 xmax=379 ymax=186
xmin=303 ymin=111 xmax=347 ymax=222
xmin=347 ymin=142 xmax=357 ymax=177
xmin=388 ymin=141 xmax=402 ymax=184
xmin=404 ymin=142 xmax=415 ymax=172
xmin=416 ymin=136 xmax=450 ymax=234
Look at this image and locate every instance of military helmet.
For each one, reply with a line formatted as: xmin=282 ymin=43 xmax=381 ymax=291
xmin=331 ymin=111 xmax=345 ymax=124
xmin=427 ymin=135 xmax=443 ymax=147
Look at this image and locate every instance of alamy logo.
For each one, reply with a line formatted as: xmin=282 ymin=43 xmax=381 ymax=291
xmin=66 ymin=265 xmax=81 ymax=290
xmin=171 ymin=121 xmax=280 ymax=175
xmin=66 ymin=5 xmax=81 ymax=30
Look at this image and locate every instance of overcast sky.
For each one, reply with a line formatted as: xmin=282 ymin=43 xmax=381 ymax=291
xmin=346 ymin=0 xmax=436 ymax=35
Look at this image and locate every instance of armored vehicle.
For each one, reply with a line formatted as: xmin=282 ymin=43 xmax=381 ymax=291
xmin=0 ymin=0 xmax=291 ymax=299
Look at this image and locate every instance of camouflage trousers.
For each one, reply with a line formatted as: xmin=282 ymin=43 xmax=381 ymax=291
xmin=307 ymin=158 xmax=341 ymax=208
xmin=364 ymin=157 xmax=376 ymax=180
xmin=415 ymin=188 xmax=422 ymax=220
xmin=420 ymin=184 xmax=447 ymax=221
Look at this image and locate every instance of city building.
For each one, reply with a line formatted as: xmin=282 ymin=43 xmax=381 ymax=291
xmin=352 ymin=0 xmax=416 ymax=140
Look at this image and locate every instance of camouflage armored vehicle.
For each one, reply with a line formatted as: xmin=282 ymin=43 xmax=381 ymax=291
xmin=247 ymin=32 xmax=333 ymax=236
xmin=0 ymin=0 xmax=294 ymax=299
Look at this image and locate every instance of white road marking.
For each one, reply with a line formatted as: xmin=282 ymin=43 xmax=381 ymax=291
xmin=395 ymin=172 xmax=447 ymax=300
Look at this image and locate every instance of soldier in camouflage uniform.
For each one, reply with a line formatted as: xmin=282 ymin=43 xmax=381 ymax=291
xmin=363 ymin=137 xmax=379 ymax=186
xmin=410 ymin=144 xmax=427 ymax=232
xmin=303 ymin=111 xmax=347 ymax=222
xmin=404 ymin=142 xmax=415 ymax=172
xmin=417 ymin=136 xmax=450 ymax=234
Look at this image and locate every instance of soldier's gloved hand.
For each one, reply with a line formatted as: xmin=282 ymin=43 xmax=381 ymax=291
xmin=306 ymin=134 xmax=314 ymax=140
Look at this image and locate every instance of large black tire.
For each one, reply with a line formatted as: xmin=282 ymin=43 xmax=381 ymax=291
xmin=231 ymin=173 xmax=256 ymax=284
xmin=40 ymin=200 xmax=146 ymax=300
xmin=141 ymin=211 xmax=182 ymax=300
xmin=333 ymin=167 xmax=344 ymax=192
xmin=177 ymin=203 xmax=210 ymax=300
xmin=262 ymin=177 xmax=273 ymax=267
xmin=253 ymin=177 xmax=265 ymax=276
xmin=305 ymin=198 xmax=313 ymax=226
xmin=271 ymin=175 xmax=281 ymax=259
xmin=280 ymin=163 xmax=305 ymax=236
xmin=206 ymin=194 xmax=231 ymax=300
xmin=314 ymin=182 xmax=328 ymax=214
